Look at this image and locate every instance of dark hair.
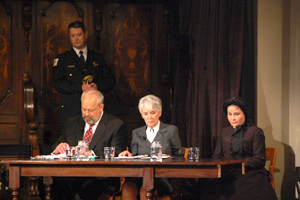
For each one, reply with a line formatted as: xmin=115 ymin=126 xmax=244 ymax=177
xmin=223 ymin=97 xmax=251 ymax=125
xmin=68 ymin=20 xmax=86 ymax=33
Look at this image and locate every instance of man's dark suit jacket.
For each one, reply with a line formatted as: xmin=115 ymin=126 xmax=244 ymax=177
xmin=130 ymin=122 xmax=183 ymax=157
xmin=52 ymin=112 xmax=127 ymax=158
xmin=53 ymin=48 xmax=116 ymax=128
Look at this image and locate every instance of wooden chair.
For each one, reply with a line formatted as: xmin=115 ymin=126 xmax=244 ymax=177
xmin=109 ymin=147 xmax=188 ymax=200
xmin=265 ymin=147 xmax=280 ymax=190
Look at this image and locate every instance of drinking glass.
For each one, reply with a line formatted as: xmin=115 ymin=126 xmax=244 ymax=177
xmin=104 ymin=147 xmax=110 ymax=160
xmin=66 ymin=146 xmax=76 ymax=159
xmin=77 ymin=140 xmax=88 ymax=159
xmin=81 ymin=145 xmax=89 ymax=161
xmin=150 ymin=141 xmax=162 ymax=162
xmin=110 ymin=147 xmax=115 ymax=159
xmin=188 ymin=147 xmax=195 ymax=160
xmin=194 ymin=147 xmax=200 ymax=160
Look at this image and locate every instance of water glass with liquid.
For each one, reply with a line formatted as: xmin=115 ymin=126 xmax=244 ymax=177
xmin=150 ymin=141 xmax=162 ymax=162
xmin=66 ymin=146 xmax=76 ymax=159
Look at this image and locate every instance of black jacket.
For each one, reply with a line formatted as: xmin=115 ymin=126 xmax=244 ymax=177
xmin=53 ymin=48 xmax=116 ymax=127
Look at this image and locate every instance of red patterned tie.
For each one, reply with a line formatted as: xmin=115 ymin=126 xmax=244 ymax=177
xmin=83 ymin=124 xmax=95 ymax=146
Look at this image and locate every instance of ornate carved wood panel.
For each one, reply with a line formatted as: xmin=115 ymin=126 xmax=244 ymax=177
xmin=112 ymin=4 xmax=151 ymax=106
xmin=0 ymin=2 xmax=21 ymax=144
xmin=0 ymin=3 xmax=12 ymax=108
xmin=101 ymin=3 xmax=157 ymax=145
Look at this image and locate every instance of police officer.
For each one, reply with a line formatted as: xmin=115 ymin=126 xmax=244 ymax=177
xmin=53 ymin=20 xmax=115 ymax=133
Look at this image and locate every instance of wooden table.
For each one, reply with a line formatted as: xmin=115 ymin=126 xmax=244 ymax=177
xmin=1 ymin=157 xmax=246 ymax=200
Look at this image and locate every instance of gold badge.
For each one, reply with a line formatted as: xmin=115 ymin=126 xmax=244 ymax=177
xmin=68 ymin=65 xmax=75 ymax=68
xmin=53 ymin=58 xmax=59 ymax=67
xmin=82 ymin=75 xmax=93 ymax=84
xmin=93 ymin=62 xmax=99 ymax=67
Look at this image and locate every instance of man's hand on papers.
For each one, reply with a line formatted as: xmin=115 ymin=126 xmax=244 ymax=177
xmin=54 ymin=142 xmax=69 ymax=154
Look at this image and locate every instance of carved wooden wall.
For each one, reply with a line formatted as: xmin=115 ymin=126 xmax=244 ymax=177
xmin=0 ymin=0 xmax=179 ymax=148
xmin=0 ymin=2 xmax=22 ymax=144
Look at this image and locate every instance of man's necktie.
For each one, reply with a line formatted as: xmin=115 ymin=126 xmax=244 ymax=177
xmin=79 ymin=51 xmax=85 ymax=63
xmin=83 ymin=124 xmax=95 ymax=146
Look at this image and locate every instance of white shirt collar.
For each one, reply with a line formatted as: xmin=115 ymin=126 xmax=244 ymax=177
xmin=73 ymin=46 xmax=87 ymax=59
xmin=146 ymin=121 xmax=160 ymax=143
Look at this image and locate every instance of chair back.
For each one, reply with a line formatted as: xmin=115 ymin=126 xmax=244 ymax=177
xmin=265 ymin=147 xmax=280 ymax=190
xmin=266 ymin=147 xmax=277 ymax=166
xmin=183 ymin=147 xmax=188 ymax=158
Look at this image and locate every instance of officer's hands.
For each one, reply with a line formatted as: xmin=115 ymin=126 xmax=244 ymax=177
xmin=82 ymin=84 xmax=90 ymax=92
xmin=90 ymin=83 xmax=98 ymax=90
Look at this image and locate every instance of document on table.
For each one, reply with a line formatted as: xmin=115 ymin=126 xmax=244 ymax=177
xmin=31 ymin=153 xmax=66 ymax=160
xmin=114 ymin=154 xmax=148 ymax=159
xmin=114 ymin=155 xmax=171 ymax=159
xmin=31 ymin=154 xmax=98 ymax=160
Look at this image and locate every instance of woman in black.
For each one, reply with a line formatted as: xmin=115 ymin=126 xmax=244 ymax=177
xmin=200 ymin=97 xmax=277 ymax=200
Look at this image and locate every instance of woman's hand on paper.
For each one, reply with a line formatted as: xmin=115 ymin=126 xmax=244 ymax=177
xmin=118 ymin=150 xmax=132 ymax=157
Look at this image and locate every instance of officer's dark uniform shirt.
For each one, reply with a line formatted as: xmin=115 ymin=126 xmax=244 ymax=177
xmin=53 ymin=47 xmax=116 ymax=129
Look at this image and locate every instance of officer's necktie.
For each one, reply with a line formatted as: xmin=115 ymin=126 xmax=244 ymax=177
xmin=79 ymin=51 xmax=85 ymax=63
xmin=83 ymin=124 xmax=95 ymax=146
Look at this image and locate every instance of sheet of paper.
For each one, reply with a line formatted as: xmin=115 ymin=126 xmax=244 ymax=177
xmin=31 ymin=153 xmax=65 ymax=160
xmin=114 ymin=155 xmax=171 ymax=159
xmin=114 ymin=154 xmax=148 ymax=159
xmin=31 ymin=154 xmax=99 ymax=160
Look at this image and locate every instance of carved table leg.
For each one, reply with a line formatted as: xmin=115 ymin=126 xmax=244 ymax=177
xmin=9 ymin=166 xmax=20 ymax=200
xmin=11 ymin=188 xmax=20 ymax=200
xmin=145 ymin=189 xmax=154 ymax=200
xmin=143 ymin=167 xmax=154 ymax=200
xmin=1 ymin=170 xmax=6 ymax=190
xmin=43 ymin=176 xmax=53 ymax=200
xmin=29 ymin=177 xmax=40 ymax=197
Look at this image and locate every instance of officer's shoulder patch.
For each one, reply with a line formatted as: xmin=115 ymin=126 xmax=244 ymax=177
xmin=53 ymin=58 xmax=59 ymax=67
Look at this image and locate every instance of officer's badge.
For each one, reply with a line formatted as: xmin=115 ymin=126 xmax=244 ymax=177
xmin=53 ymin=58 xmax=59 ymax=67
xmin=82 ymin=75 xmax=93 ymax=84
xmin=93 ymin=62 xmax=99 ymax=67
